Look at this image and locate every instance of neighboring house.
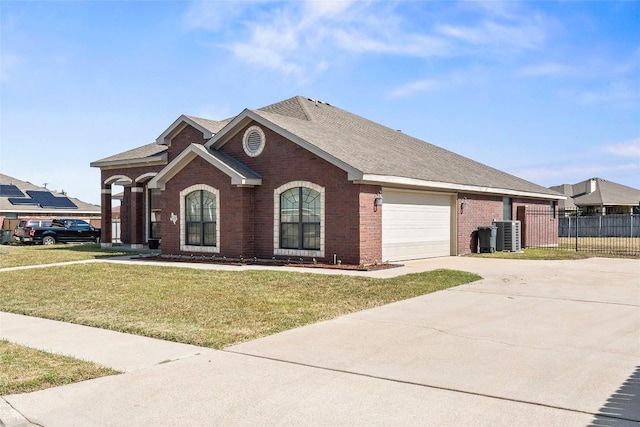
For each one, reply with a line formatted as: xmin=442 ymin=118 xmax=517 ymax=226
xmin=0 ymin=173 xmax=101 ymax=232
xmin=550 ymin=178 xmax=640 ymax=215
xmin=91 ymin=96 xmax=563 ymax=263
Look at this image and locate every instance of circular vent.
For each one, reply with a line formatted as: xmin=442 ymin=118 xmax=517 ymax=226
xmin=242 ymin=126 xmax=265 ymax=157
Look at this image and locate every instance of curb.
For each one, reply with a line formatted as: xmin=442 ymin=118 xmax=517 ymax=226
xmin=0 ymin=399 xmax=37 ymax=427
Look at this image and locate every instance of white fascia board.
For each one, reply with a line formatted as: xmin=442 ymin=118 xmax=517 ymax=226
xmin=357 ymin=174 xmax=566 ymax=200
xmin=148 ymin=144 xmax=261 ymax=190
xmin=156 ymin=115 xmax=215 ymax=146
xmin=205 ymin=109 xmax=252 ymax=149
xmin=206 ymin=110 xmax=363 ymax=180
xmin=90 ymin=154 xmax=167 ymax=169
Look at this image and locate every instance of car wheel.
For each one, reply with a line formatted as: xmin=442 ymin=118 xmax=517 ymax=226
xmin=42 ymin=236 xmax=56 ymax=245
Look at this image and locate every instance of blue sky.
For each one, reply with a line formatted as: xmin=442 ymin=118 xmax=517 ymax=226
xmin=1 ymin=0 xmax=639 ymax=205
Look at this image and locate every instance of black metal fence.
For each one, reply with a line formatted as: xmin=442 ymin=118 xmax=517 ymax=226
xmin=523 ymin=207 xmax=640 ymax=257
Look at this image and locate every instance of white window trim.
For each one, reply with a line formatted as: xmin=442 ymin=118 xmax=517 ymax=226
xmin=180 ymin=184 xmax=220 ymax=253
xmin=273 ymin=181 xmax=325 ymax=258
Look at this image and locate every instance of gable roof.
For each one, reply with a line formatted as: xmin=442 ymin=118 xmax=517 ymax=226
xmin=0 ymin=173 xmax=100 ymax=214
xmin=156 ymin=115 xmax=232 ymax=145
xmin=551 ymin=178 xmax=640 ymax=207
xmin=148 ymin=144 xmax=261 ymax=190
xmin=93 ymin=96 xmax=563 ymax=200
xmin=207 ymin=96 xmax=562 ymax=199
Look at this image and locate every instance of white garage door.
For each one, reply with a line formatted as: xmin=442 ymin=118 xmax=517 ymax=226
xmin=382 ymin=189 xmax=452 ymax=261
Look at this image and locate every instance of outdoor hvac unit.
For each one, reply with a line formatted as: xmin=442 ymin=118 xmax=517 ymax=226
xmin=493 ymin=220 xmax=522 ymax=252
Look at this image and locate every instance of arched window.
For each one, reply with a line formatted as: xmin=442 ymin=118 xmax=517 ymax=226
xmin=280 ymin=187 xmax=321 ymax=250
xmin=185 ymin=190 xmax=217 ymax=246
xmin=274 ymin=181 xmax=324 ymax=257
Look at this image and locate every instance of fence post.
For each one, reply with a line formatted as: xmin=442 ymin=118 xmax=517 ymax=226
xmin=575 ymin=210 xmax=579 ymax=252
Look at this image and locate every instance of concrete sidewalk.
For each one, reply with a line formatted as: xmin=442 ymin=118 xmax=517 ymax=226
xmin=1 ymin=257 xmax=639 ymax=426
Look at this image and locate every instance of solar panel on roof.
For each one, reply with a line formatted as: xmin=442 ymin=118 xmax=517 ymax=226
xmin=9 ymin=191 xmax=77 ymax=209
xmin=0 ymin=184 xmax=25 ymax=197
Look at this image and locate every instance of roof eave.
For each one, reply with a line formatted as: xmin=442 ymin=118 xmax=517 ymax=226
xmin=357 ymin=175 xmax=566 ymax=200
xmin=90 ymin=154 xmax=167 ymax=169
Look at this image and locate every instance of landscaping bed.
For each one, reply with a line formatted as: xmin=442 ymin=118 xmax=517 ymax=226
xmin=137 ymin=254 xmax=403 ymax=271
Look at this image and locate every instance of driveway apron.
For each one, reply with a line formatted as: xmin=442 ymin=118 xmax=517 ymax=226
xmin=2 ymin=257 xmax=639 ymax=426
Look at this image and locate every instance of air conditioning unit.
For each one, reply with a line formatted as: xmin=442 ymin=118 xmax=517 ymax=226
xmin=493 ymin=220 xmax=522 ymax=252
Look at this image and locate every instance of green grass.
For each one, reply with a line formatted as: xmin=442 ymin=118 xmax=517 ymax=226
xmin=0 ymin=243 xmax=138 ymax=268
xmin=0 ymin=263 xmax=479 ymax=349
xmin=468 ymin=247 xmax=594 ymax=260
xmin=0 ymin=339 xmax=119 ymax=395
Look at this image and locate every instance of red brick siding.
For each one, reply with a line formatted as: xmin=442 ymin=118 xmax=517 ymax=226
xmin=516 ymin=201 xmax=559 ymax=248
xmin=100 ymin=165 xmax=165 ymax=244
xmin=457 ymin=193 xmax=503 ymax=254
xmin=167 ymin=125 xmax=207 ymax=163
xmin=457 ymin=194 xmax=559 ymax=253
xmin=159 ymin=121 xmax=369 ymax=264
xmin=358 ymin=186 xmax=382 ymax=263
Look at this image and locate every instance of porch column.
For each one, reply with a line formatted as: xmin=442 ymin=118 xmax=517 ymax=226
xmin=129 ymin=186 xmax=145 ymax=249
xmin=101 ymin=186 xmax=112 ymax=247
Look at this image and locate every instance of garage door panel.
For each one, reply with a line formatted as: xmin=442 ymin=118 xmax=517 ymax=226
xmin=382 ymin=190 xmax=452 ymax=261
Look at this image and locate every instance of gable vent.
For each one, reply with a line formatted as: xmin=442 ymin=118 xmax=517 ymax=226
xmin=242 ymin=126 xmax=265 ymax=157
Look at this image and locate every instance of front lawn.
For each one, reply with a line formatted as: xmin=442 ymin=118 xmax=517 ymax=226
xmin=0 ymin=339 xmax=119 ymax=395
xmin=0 ymin=244 xmax=138 ymax=269
xmin=0 ymin=263 xmax=480 ymax=349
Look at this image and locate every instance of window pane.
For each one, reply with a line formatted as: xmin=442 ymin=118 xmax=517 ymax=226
xmin=202 ymin=191 xmax=216 ymax=222
xmin=203 ymin=222 xmax=216 ymax=246
xmin=301 ymin=188 xmax=320 ymax=223
xmin=186 ymin=192 xmax=201 ymax=221
xmin=280 ymin=223 xmax=299 ymax=249
xmin=186 ymin=222 xmax=200 ymax=245
xmin=302 ymin=223 xmax=320 ymax=250
xmin=280 ymin=189 xmax=299 ymax=222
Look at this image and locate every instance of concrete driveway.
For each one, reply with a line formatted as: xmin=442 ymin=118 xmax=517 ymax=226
xmin=1 ymin=257 xmax=639 ymax=426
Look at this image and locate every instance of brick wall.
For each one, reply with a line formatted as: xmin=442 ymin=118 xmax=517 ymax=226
xmin=100 ymin=164 xmax=165 ymax=244
xmin=457 ymin=193 xmax=503 ymax=254
xmin=358 ymin=185 xmax=382 ymax=263
xmin=159 ymin=121 xmax=370 ymax=264
xmin=457 ymin=193 xmax=559 ymax=253
xmin=516 ymin=201 xmax=559 ymax=248
xmin=167 ymin=125 xmax=208 ymax=162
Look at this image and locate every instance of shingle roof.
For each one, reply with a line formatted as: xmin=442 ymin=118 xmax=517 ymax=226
xmin=95 ymin=96 xmax=563 ymax=199
xmin=573 ymin=179 xmax=639 ymax=206
xmin=252 ymin=96 xmax=559 ymax=197
xmin=90 ymin=142 xmax=167 ymax=166
xmin=185 ymin=116 xmax=233 ymax=134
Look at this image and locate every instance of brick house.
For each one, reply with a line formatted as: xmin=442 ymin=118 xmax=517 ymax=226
xmin=91 ymin=96 xmax=563 ymax=264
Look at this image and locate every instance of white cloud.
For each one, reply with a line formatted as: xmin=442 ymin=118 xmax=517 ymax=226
xmin=579 ymin=81 xmax=640 ymax=109
xmin=390 ymin=79 xmax=439 ymax=97
xmin=331 ymin=29 xmax=451 ymax=57
xmin=519 ymin=62 xmax=574 ymax=78
xmin=436 ymin=19 xmax=545 ymax=51
xmin=604 ymin=139 xmax=640 ymax=157
xmin=302 ymin=0 xmax=354 ymax=20
xmin=390 ymin=66 xmax=488 ymax=97
xmin=182 ymin=0 xmax=550 ymax=79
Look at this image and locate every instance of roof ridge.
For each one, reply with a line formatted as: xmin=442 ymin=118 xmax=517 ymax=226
xmin=257 ymin=96 xmax=312 ymax=122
